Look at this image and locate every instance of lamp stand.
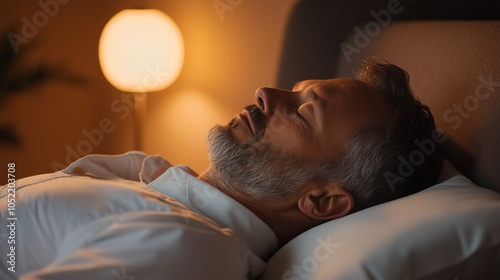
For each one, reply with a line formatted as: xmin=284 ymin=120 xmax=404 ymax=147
xmin=134 ymin=92 xmax=147 ymax=151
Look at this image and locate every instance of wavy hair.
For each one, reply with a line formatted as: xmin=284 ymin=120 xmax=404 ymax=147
xmin=321 ymin=58 xmax=443 ymax=212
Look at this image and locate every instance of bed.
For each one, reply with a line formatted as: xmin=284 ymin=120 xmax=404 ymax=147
xmin=2 ymin=1 xmax=500 ymax=279
xmin=258 ymin=1 xmax=500 ymax=278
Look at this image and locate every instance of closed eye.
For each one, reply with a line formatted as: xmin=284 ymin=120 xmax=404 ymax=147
xmin=295 ymin=104 xmax=312 ymax=125
xmin=295 ymin=108 xmax=307 ymax=122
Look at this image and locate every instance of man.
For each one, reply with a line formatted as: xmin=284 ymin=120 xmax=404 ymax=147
xmin=0 ymin=58 xmax=441 ymax=279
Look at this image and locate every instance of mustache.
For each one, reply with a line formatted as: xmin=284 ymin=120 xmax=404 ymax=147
xmin=243 ymin=104 xmax=266 ymax=144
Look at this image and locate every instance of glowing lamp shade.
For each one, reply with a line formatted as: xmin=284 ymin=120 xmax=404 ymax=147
xmin=99 ymin=9 xmax=184 ymax=92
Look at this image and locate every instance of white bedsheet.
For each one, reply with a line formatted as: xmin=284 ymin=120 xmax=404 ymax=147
xmin=0 ymin=152 xmax=277 ymax=280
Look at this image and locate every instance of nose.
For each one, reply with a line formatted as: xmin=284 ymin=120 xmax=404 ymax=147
xmin=255 ymin=87 xmax=295 ymax=117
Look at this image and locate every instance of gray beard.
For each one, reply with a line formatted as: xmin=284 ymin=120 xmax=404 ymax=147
xmin=201 ymin=122 xmax=323 ymax=202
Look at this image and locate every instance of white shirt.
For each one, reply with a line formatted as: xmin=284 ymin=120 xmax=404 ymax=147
xmin=0 ymin=151 xmax=278 ymax=280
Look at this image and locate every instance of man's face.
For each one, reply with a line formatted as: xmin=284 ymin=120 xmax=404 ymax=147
xmin=205 ymin=78 xmax=392 ymax=200
xmin=229 ymin=78 xmax=392 ymax=159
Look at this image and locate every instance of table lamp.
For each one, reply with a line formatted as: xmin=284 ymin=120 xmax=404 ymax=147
xmin=99 ymin=9 xmax=184 ymax=150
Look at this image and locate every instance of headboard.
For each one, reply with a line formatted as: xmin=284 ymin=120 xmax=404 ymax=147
xmin=277 ymin=0 xmax=500 ymax=192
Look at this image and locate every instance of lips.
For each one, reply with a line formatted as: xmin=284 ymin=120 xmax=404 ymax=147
xmin=240 ymin=110 xmax=254 ymax=134
xmin=238 ymin=104 xmax=265 ymax=143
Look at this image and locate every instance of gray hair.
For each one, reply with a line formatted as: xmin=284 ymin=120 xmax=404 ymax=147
xmin=317 ymin=129 xmax=401 ymax=212
xmin=318 ymin=58 xmax=442 ymax=212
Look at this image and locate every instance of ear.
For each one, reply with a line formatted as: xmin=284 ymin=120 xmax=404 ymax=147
xmin=297 ymin=181 xmax=354 ymax=221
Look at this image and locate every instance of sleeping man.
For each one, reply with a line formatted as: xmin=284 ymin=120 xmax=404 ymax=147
xmin=0 ymin=58 xmax=442 ymax=279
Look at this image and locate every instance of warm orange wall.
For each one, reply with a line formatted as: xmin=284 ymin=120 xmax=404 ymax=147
xmin=0 ymin=0 xmax=297 ymax=179
xmin=143 ymin=0 xmax=298 ymax=173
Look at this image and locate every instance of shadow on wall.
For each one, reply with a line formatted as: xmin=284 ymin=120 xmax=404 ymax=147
xmin=277 ymin=0 xmax=500 ymax=90
xmin=0 ymin=26 xmax=87 ymax=148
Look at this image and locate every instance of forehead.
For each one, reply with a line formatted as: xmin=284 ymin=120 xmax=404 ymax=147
xmin=293 ymin=78 xmax=368 ymax=91
xmin=293 ymin=78 xmax=379 ymax=103
xmin=295 ymin=77 xmax=392 ymax=125
xmin=285 ymin=78 xmax=386 ymax=160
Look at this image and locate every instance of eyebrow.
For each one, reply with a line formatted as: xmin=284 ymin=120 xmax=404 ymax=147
xmin=293 ymin=81 xmax=326 ymax=102
xmin=293 ymin=80 xmax=315 ymax=90
xmin=308 ymin=89 xmax=320 ymax=100
xmin=292 ymin=81 xmax=304 ymax=90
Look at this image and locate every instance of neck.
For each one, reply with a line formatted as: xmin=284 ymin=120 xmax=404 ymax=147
xmin=199 ymin=167 xmax=319 ymax=246
xmin=233 ymin=194 xmax=319 ymax=246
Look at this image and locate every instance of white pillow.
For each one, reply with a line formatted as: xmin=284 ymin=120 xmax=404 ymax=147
xmin=259 ymin=167 xmax=500 ymax=279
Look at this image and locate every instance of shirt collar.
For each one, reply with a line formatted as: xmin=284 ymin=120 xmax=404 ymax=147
xmin=62 ymin=151 xmax=148 ymax=181
xmin=148 ymin=166 xmax=279 ymax=261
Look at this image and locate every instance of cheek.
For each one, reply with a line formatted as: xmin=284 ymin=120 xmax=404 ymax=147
xmin=265 ymin=114 xmax=292 ymax=136
xmin=260 ymin=116 xmax=290 ymax=146
xmin=261 ymin=125 xmax=306 ymax=157
xmin=319 ymin=120 xmax=355 ymax=160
